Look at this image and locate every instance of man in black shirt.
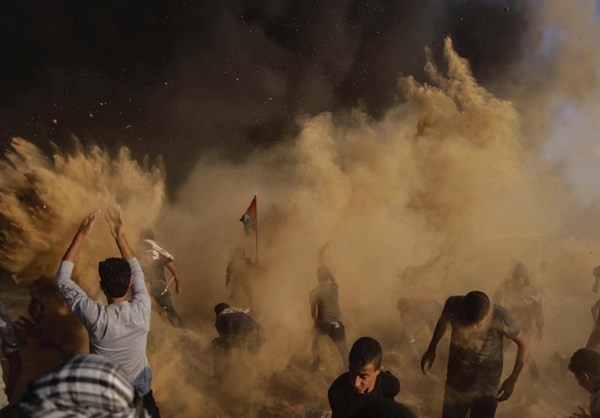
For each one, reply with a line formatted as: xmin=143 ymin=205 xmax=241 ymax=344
xmin=212 ymin=303 xmax=263 ymax=379
xmin=328 ymin=337 xmax=400 ymax=418
xmin=421 ymin=291 xmax=529 ymax=418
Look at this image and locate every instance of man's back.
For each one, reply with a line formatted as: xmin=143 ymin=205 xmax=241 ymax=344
xmin=89 ymin=299 xmax=150 ymax=385
xmin=216 ymin=310 xmax=260 ymax=337
xmin=311 ymin=282 xmax=342 ymax=324
xmin=56 ymin=257 xmax=152 ymax=392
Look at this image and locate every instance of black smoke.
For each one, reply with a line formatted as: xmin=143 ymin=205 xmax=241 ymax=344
xmin=0 ymin=0 xmax=528 ymax=190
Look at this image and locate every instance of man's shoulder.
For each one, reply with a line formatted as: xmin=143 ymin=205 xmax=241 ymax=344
xmin=443 ymin=296 xmax=463 ymax=312
xmin=329 ymin=372 xmax=350 ymax=394
xmin=492 ymin=303 xmax=511 ymax=319
xmin=378 ymin=371 xmax=400 ymax=396
xmin=591 ymin=388 xmax=600 ymax=417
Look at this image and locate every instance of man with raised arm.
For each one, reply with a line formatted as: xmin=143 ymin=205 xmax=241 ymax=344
xmin=55 ymin=206 xmax=160 ymax=417
xmin=421 ymin=291 xmax=529 ymax=418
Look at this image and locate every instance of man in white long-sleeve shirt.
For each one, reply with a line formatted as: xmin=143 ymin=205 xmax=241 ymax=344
xmin=55 ymin=206 xmax=160 ymax=418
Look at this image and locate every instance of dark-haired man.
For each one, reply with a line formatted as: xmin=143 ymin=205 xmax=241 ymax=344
xmin=212 ymin=302 xmax=262 ymax=379
xmin=311 ymin=264 xmax=348 ymax=370
xmin=55 ymin=207 xmax=160 ymax=417
xmin=421 ymin=291 xmax=529 ymax=418
xmin=568 ymin=348 xmax=600 ymax=418
xmin=328 ymin=337 xmax=400 ymax=418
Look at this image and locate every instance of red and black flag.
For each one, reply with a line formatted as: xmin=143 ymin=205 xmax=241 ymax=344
xmin=239 ymin=196 xmax=257 ymax=236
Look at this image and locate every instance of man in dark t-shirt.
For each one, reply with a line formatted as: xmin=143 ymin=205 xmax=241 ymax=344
xmin=421 ymin=291 xmax=529 ymax=418
xmin=212 ymin=303 xmax=263 ymax=379
xmin=311 ymin=264 xmax=348 ymax=369
xmin=328 ymin=337 xmax=400 ymax=418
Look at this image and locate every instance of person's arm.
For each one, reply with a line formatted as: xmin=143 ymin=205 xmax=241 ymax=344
xmin=421 ymin=301 xmax=450 ymax=375
xmin=569 ymin=405 xmax=591 ymax=418
xmin=534 ymin=299 xmax=544 ymax=341
xmin=63 ymin=210 xmax=99 ymax=262
xmin=105 ymin=205 xmax=149 ymax=307
xmin=56 ymin=211 xmax=102 ymax=328
xmin=497 ymin=330 xmax=529 ymax=401
xmin=165 ymin=261 xmax=181 ymax=295
xmin=586 ymin=320 xmax=600 ymax=349
xmin=105 ymin=205 xmax=133 ymax=260
xmin=327 ymin=380 xmax=345 ymax=418
xmin=592 ymin=299 xmax=600 ymax=323
xmin=309 ymin=290 xmax=318 ymax=320
xmin=4 ymin=350 xmax=21 ymax=403
xmin=0 ymin=304 xmax=22 ymax=404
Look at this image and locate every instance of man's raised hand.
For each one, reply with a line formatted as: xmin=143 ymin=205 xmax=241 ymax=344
xmin=105 ymin=204 xmax=124 ymax=239
xmin=63 ymin=210 xmax=100 ymax=261
xmin=77 ymin=210 xmax=100 ymax=238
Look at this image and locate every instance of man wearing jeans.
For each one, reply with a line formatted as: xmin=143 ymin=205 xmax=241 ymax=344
xmin=55 ymin=206 xmax=160 ymax=417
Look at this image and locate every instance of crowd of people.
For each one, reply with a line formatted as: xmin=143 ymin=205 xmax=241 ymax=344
xmin=1 ymin=209 xmax=600 ymax=417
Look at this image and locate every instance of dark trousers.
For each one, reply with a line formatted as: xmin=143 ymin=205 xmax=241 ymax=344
xmin=151 ymin=283 xmax=184 ymax=329
xmin=312 ymin=321 xmax=348 ymax=369
xmin=442 ymin=388 xmax=498 ymax=418
xmin=143 ymin=390 xmax=161 ymax=418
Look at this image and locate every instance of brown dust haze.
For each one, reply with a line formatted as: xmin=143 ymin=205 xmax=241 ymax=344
xmin=1 ymin=1 xmax=600 ymax=416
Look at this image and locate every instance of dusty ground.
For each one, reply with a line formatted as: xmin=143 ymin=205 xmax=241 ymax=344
xmin=2 ymin=271 xmax=594 ymax=418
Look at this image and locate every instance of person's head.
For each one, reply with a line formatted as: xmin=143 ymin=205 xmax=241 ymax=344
xmin=349 ymin=400 xmax=417 ymax=418
xmin=214 ymin=303 xmax=230 ymax=316
xmin=569 ymin=348 xmax=600 ymax=394
xmin=509 ymin=262 xmax=530 ymax=288
xmin=317 ymin=265 xmax=333 ymax=282
xmin=348 ymin=337 xmax=383 ymax=394
xmin=18 ymin=354 xmax=146 ymax=418
xmin=98 ymin=258 xmax=132 ymax=299
xmin=462 ymin=291 xmax=490 ymax=325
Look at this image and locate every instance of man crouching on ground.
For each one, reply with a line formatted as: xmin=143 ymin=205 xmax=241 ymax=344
xmin=55 ymin=206 xmax=160 ymax=417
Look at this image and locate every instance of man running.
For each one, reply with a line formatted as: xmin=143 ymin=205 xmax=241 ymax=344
xmin=421 ymin=291 xmax=529 ymax=418
xmin=311 ymin=264 xmax=348 ymax=370
xmin=141 ymin=233 xmax=184 ymax=328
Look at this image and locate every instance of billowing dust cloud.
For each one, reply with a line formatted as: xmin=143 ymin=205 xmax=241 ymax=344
xmin=2 ymin=15 xmax=600 ymax=418
xmin=0 ymin=139 xmax=164 ymax=353
xmin=143 ymin=38 xmax=593 ymax=417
